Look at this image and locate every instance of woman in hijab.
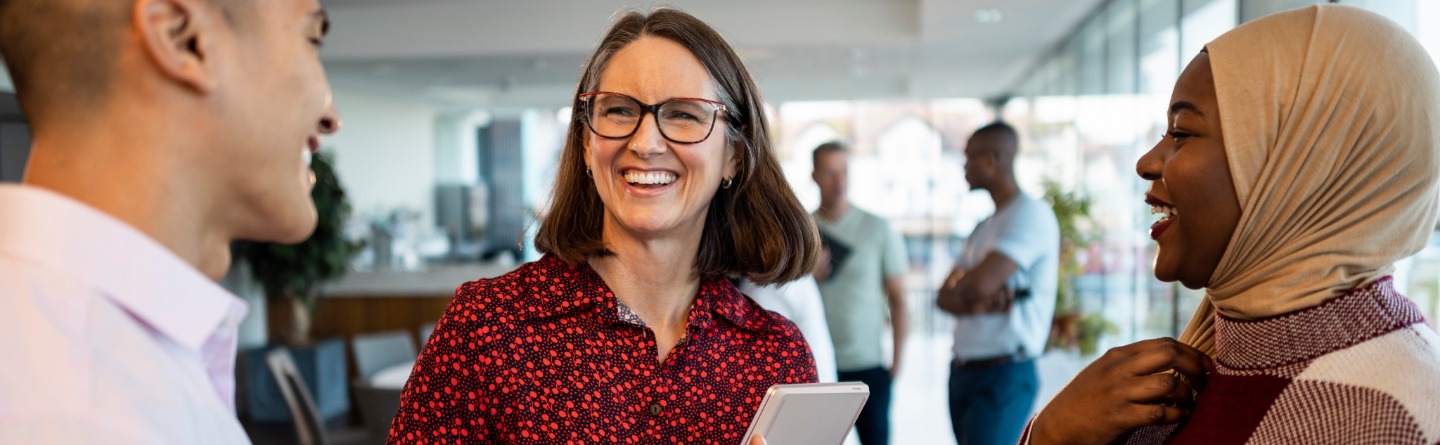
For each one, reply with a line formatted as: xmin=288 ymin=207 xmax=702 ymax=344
xmin=1028 ymin=5 xmax=1440 ymax=444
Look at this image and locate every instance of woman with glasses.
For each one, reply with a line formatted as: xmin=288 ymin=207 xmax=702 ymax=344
xmin=387 ymin=8 xmax=821 ymax=444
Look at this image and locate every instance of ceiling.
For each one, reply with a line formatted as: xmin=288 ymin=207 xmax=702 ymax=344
xmin=2 ymin=1 xmax=1107 ymax=109
xmin=0 ymin=1 xmax=1107 ymax=107
xmin=3 ymin=2 xmax=1108 ymax=109
xmin=318 ymin=0 xmax=1107 ymax=111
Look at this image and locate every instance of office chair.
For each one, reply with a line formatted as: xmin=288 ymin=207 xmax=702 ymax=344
xmin=350 ymin=330 xmax=417 ymax=380
xmin=266 ymin=347 xmax=327 ymax=445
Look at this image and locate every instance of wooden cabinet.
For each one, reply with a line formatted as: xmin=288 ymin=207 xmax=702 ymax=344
xmin=304 ymin=294 xmax=453 ymax=344
xmin=304 ymin=261 xmax=514 ymax=349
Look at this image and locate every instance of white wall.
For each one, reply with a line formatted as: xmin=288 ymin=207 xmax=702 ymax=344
xmin=433 ymin=110 xmax=490 ymax=185
xmin=325 ymin=88 xmax=437 ymax=228
xmin=520 ymin=109 xmax=566 ymax=261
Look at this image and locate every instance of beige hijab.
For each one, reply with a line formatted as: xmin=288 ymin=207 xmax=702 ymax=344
xmin=1178 ymin=5 xmax=1440 ymax=356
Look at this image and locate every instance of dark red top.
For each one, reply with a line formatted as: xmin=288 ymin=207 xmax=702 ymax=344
xmin=387 ymin=254 xmax=819 ymax=444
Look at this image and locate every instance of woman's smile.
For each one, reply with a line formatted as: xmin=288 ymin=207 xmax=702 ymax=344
xmin=1146 ymin=194 xmax=1178 ymax=240
xmin=619 ymin=167 xmax=680 ymax=195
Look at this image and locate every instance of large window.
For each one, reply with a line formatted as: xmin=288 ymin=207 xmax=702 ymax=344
xmin=1007 ymin=0 xmax=1440 ymax=348
xmin=774 ymin=99 xmax=994 ymax=292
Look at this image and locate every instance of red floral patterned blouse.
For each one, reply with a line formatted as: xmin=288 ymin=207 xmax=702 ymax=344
xmin=387 ymin=254 xmax=819 ymax=444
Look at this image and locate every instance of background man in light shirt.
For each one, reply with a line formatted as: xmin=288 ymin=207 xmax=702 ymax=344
xmin=0 ymin=0 xmax=340 ymax=442
xmin=811 ymin=141 xmax=910 ymax=445
xmin=937 ymin=122 xmax=1059 ymax=445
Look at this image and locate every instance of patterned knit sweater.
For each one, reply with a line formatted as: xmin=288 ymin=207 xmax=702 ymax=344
xmin=1122 ymin=277 xmax=1440 ymax=444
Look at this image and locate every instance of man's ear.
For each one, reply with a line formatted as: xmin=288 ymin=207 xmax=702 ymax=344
xmin=134 ymin=0 xmax=219 ymax=93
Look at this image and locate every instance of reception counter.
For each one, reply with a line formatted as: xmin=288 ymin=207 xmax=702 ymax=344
xmin=306 ymin=261 xmax=516 ymax=341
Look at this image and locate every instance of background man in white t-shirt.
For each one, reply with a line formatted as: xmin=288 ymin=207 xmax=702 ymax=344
xmin=937 ymin=122 xmax=1059 ymax=445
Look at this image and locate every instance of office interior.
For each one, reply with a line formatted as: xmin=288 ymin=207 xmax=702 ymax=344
xmin=2 ymin=0 xmax=1438 ymax=443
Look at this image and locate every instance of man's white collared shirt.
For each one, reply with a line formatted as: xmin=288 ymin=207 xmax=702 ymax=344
xmin=0 ymin=185 xmax=252 ymax=444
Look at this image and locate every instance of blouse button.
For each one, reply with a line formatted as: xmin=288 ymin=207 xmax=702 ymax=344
xmin=648 ymin=404 xmax=662 ymax=416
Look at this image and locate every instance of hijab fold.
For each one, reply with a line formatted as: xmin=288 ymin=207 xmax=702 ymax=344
xmin=1180 ymin=5 xmax=1440 ymax=356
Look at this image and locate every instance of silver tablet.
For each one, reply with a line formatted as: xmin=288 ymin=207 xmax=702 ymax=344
xmin=740 ymin=382 xmax=870 ymax=445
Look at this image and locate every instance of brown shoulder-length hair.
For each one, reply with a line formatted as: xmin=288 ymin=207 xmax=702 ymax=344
xmin=533 ymin=7 xmax=818 ymax=285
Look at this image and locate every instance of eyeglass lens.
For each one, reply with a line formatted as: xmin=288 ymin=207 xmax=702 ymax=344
xmin=587 ymin=93 xmax=719 ymax=143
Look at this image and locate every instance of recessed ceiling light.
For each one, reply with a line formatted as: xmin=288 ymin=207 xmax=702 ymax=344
xmin=974 ymin=8 xmax=1004 ymax=24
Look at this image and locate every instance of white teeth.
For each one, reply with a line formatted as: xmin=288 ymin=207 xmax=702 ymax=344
xmin=302 ymin=148 xmax=313 ymax=167
xmin=1150 ymin=204 xmax=1178 ymax=219
xmin=624 ymin=171 xmax=677 ymax=185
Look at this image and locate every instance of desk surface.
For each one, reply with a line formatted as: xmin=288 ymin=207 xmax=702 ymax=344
xmin=319 ymin=261 xmax=516 ymax=297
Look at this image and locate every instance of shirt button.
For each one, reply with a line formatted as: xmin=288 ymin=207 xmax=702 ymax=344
xmin=648 ymin=404 xmax=662 ymax=416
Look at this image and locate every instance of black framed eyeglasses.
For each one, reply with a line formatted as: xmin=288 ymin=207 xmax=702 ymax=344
xmin=578 ymin=91 xmax=728 ymax=144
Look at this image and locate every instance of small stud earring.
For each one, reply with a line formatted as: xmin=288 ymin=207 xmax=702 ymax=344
xmin=721 ymin=177 xmax=734 ymax=189
xmin=585 ymin=167 xmax=593 ymax=178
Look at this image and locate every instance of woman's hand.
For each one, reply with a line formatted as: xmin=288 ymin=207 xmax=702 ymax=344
xmin=1031 ymin=338 xmax=1213 ymax=445
xmin=749 ymin=435 xmax=766 ymax=445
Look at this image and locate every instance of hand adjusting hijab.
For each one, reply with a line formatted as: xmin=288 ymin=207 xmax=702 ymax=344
xmin=1178 ymin=4 xmax=1440 ymax=356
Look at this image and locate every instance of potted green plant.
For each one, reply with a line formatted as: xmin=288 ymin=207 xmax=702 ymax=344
xmin=235 ymin=150 xmax=361 ymax=345
xmin=1042 ymin=179 xmax=1115 ymax=355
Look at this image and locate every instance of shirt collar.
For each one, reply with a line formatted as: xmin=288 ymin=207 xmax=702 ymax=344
xmin=0 ymin=185 xmax=245 ymax=351
xmin=702 ymin=278 xmax=776 ymax=333
xmin=535 ymin=253 xmax=789 ymax=332
xmin=560 ymin=255 xmax=773 ymax=333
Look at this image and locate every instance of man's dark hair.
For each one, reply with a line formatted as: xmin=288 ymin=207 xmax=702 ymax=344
xmin=972 ymin=121 xmax=1019 ymax=146
xmin=0 ymin=0 xmax=248 ymax=123
xmin=970 ymin=121 xmax=1019 ymax=168
xmin=0 ymin=0 xmax=128 ymax=119
xmin=811 ymin=141 xmax=848 ymax=168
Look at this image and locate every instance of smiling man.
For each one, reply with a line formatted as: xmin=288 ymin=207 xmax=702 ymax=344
xmin=0 ymin=0 xmax=339 ymax=442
